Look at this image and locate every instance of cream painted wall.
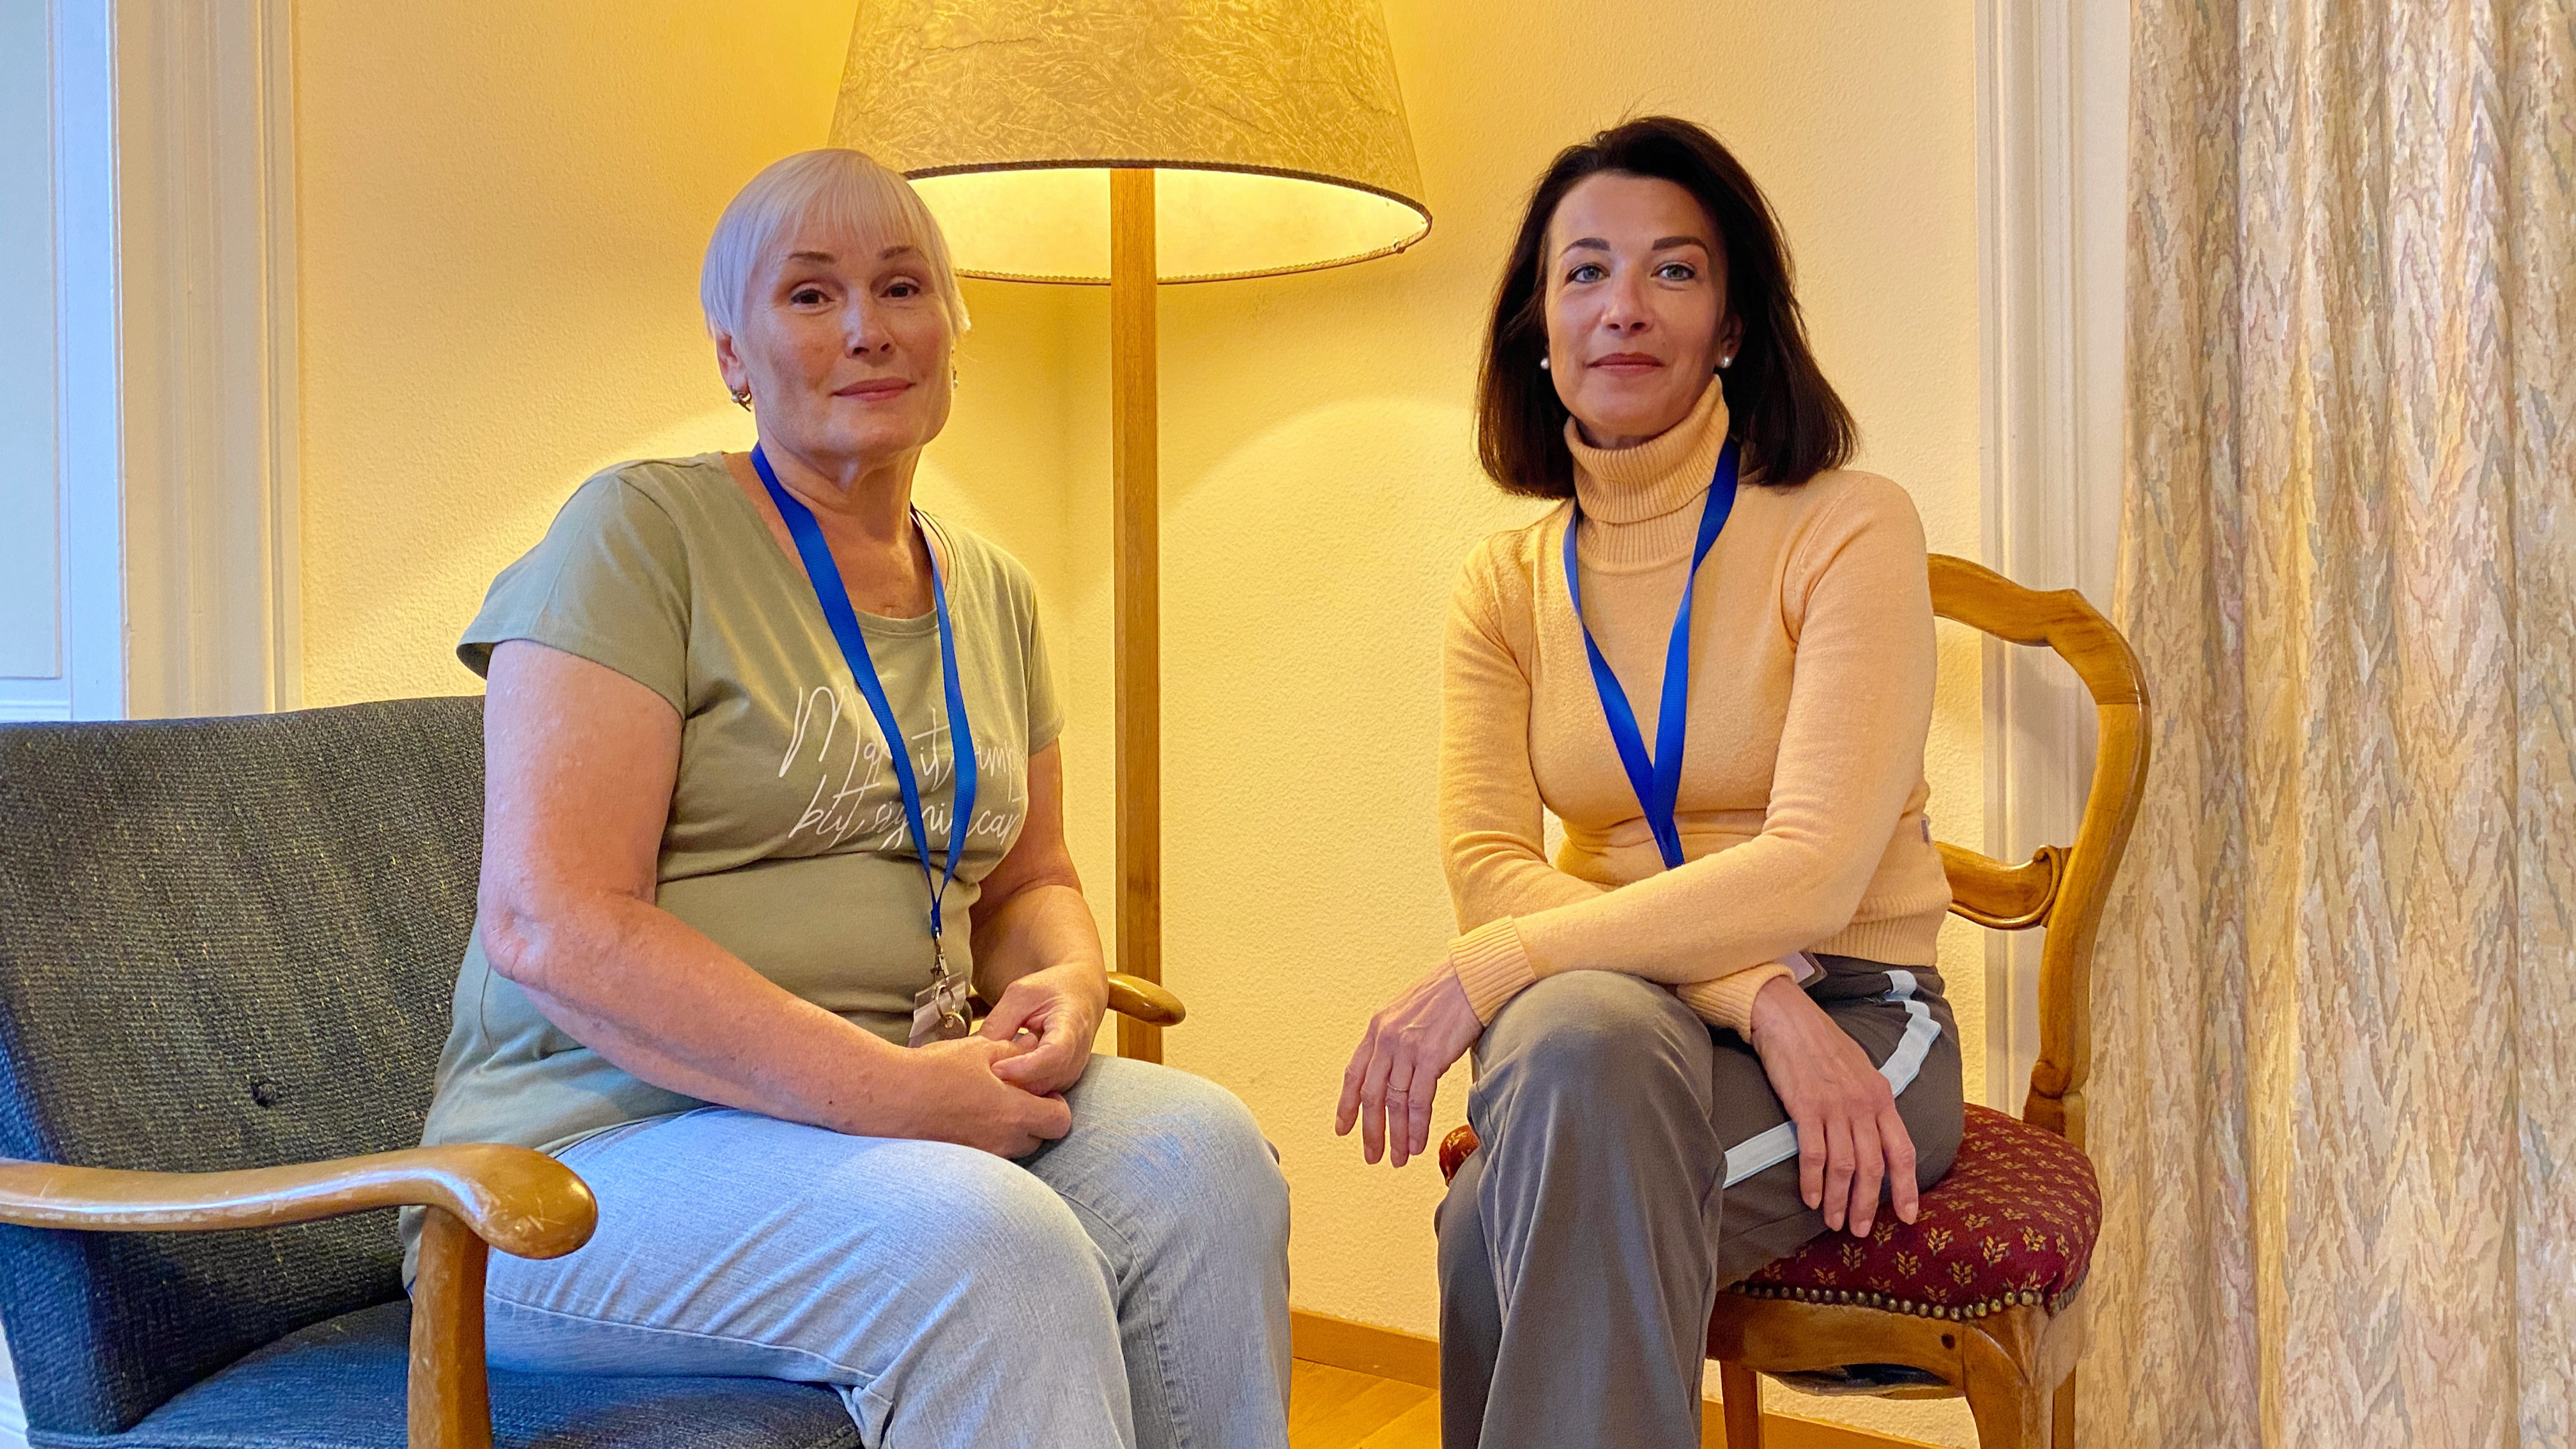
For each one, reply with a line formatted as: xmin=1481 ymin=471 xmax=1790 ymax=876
xmin=293 ymin=1 xmax=1092 ymax=716
xmin=295 ymin=3 xmax=1981 ymax=1443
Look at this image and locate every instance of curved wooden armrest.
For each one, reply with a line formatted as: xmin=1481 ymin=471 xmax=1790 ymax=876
xmin=0 ymin=1146 xmax=596 ymax=1445
xmin=1107 ymin=971 xmax=1186 ymax=1026
xmin=0 ymin=1143 xmax=597 ymax=1261
xmin=1939 ymin=841 xmax=2066 ymax=931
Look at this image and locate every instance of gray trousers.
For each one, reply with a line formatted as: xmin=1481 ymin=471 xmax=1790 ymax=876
xmin=1436 ymin=959 xmax=1964 ymax=1449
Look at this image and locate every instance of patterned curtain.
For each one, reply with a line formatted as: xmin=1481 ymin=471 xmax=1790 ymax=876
xmin=2088 ymin=2 xmax=2574 ymax=1446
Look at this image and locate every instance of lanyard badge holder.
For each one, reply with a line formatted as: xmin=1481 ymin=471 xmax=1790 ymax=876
xmin=1562 ymin=438 xmax=1741 ymax=873
xmin=753 ymin=446 xmax=978 ymax=1046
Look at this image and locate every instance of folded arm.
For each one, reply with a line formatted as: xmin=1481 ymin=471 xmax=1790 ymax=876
xmin=1510 ymin=496 xmax=1935 ymax=982
xmin=1439 ymin=494 xmax=1936 ymax=1031
xmin=1438 ymin=548 xmax=1807 ymax=1032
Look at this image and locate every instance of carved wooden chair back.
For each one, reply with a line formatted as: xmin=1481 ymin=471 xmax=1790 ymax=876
xmin=1926 ymin=554 xmax=2150 ymax=1149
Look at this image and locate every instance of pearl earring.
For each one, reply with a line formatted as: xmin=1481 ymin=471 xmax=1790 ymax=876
xmin=1539 ymin=355 xmax=1551 ymax=371
xmin=1717 ymin=354 xmax=1735 ymax=371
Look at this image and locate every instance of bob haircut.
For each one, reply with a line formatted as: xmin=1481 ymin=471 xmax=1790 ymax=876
xmin=700 ymin=148 xmax=972 ymax=342
xmin=1475 ymin=116 xmax=1855 ymax=497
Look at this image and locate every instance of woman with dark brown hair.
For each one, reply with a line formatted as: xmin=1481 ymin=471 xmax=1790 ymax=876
xmin=1337 ymin=116 xmax=1965 ymax=1446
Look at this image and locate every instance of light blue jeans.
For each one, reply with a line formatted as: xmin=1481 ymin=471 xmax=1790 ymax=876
xmin=482 ymin=1055 xmax=1291 ymax=1449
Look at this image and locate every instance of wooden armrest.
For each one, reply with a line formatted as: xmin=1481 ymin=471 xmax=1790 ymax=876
xmin=0 ymin=1143 xmax=597 ymax=1261
xmin=0 ymin=1146 xmax=594 ymax=1447
xmin=1107 ymin=971 xmax=1186 ymax=1026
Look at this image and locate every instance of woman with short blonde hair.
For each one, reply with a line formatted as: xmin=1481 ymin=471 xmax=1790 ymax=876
xmin=410 ymin=148 xmax=1290 ymax=1448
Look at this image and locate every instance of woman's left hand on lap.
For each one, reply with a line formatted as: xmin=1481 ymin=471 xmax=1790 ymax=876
xmin=979 ymin=962 xmax=1107 ymax=1096
xmin=1745 ymin=973 xmax=1919 ymax=1238
xmin=1337 ymin=962 xmax=1482 ymax=1167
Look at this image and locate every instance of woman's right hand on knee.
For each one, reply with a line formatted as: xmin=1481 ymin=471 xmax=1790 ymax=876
xmin=891 ymin=1036 xmax=1075 ymax=1157
xmin=1337 ymin=960 xmax=1483 ymax=1168
xmin=1744 ymin=974 xmax=1919 ymax=1239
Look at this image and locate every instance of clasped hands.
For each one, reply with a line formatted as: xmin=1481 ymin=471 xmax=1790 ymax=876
xmin=905 ymin=962 xmax=1103 ymax=1158
xmin=1335 ymin=963 xmax=1920 ymax=1238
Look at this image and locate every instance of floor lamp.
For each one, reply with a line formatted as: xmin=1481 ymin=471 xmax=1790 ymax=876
xmin=831 ymin=1 xmax=1430 ymax=1062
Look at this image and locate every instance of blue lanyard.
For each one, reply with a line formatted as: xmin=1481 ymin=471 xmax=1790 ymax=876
xmin=752 ymin=445 xmax=977 ymax=945
xmin=1560 ymin=438 xmax=1741 ymax=870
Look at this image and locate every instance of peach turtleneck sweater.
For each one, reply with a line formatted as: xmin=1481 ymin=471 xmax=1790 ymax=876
xmin=1439 ymin=379 xmax=1952 ymax=1034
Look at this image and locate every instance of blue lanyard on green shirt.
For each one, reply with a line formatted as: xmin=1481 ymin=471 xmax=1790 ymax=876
xmin=1560 ymin=438 xmax=1741 ymax=870
xmin=751 ymin=444 xmax=977 ymax=946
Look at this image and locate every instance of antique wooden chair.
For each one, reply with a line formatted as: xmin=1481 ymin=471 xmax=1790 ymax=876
xmin=1438 ymin=554 xmax=2150 ymax=1449
xmin=0 ymin=697 xmax=1184 ymax=1449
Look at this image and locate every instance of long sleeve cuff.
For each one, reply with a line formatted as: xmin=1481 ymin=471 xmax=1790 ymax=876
xmin=1448 ymin=918 xmax=1539 ymax=1023
xmin=1676 ymin=962 xmax=1797 ymax=1036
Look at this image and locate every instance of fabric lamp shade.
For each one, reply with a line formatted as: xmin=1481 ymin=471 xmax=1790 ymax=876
xmin=829 ymin=0 xmax=1431 ymax=282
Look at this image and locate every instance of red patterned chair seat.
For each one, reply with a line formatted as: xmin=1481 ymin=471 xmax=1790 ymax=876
xmin=1729 ymin=1103 xmax=2099 ymax=1321
xmin=1438 ymin=1102 xmax=2100 ymax=1324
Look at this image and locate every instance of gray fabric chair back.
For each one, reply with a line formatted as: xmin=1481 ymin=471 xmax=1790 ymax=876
xmin=0 ymin=697 xmax=484 ymax=1436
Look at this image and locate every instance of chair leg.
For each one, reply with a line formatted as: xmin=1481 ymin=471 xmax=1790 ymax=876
xmin=1717 ymin=1361 xmax=1764 ymax=1447
xmin=2051 ymin=1369 xmax=2075 ymax=1448
xmin=1963 ymin=1364 xmax=2046 ymax=1449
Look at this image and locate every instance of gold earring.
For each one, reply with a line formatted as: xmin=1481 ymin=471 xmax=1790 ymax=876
xmin=731 ymin=387 xmax=752 ymax=410
xmin=951 ymin=367 xmax=962 ymax=390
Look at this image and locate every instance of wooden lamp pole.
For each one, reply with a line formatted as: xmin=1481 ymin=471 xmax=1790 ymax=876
xmin=1109 ymin=169 xmax=1162 ymax=1062
xmin=831 ymin=6 xmax=1428 ymax=1069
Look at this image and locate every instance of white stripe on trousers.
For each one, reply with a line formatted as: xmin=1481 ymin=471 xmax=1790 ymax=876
xmin=1719 ymin=968 xmax=1942 ymax=1189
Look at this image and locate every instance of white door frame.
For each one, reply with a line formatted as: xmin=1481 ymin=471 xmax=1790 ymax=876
xmin=114 ymin=0 xmax=301 ymax=717
xmin=1972 ymin=0 xmax=2129 ymax=1108
xmin=11 ymin=0 xmax=300 ymax=726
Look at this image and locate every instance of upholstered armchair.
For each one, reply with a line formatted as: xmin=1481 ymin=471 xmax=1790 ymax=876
xmin=0 ymin=698 xmax=1183 ymax=1449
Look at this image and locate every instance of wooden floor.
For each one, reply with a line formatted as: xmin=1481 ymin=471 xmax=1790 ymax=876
xmin=1288 ymin=1357 xmax=1920 ymax=1449
xmin=1289 ymin=1359 xmax=1444 ymax=1448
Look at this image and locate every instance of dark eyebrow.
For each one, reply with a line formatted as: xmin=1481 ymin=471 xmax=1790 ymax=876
xmin=786 ymin=250 xmax=836 ymax=264
xmin=1556 ymin=235 xmax=1712 ymax=258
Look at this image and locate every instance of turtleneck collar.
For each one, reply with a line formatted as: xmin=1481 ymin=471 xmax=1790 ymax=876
xmin=1564 ymin=379 xmax=1733 ymax=569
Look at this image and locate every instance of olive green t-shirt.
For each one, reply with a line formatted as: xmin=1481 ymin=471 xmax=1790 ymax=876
xmin=417 ymin=454 xmax=1062 ymax=1160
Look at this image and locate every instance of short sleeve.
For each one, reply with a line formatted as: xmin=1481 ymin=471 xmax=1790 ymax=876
xmin=458 ymin=474 xmax=690 ymax=714
xmin=1021 ymin=592 xmax=1065 ymax=756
